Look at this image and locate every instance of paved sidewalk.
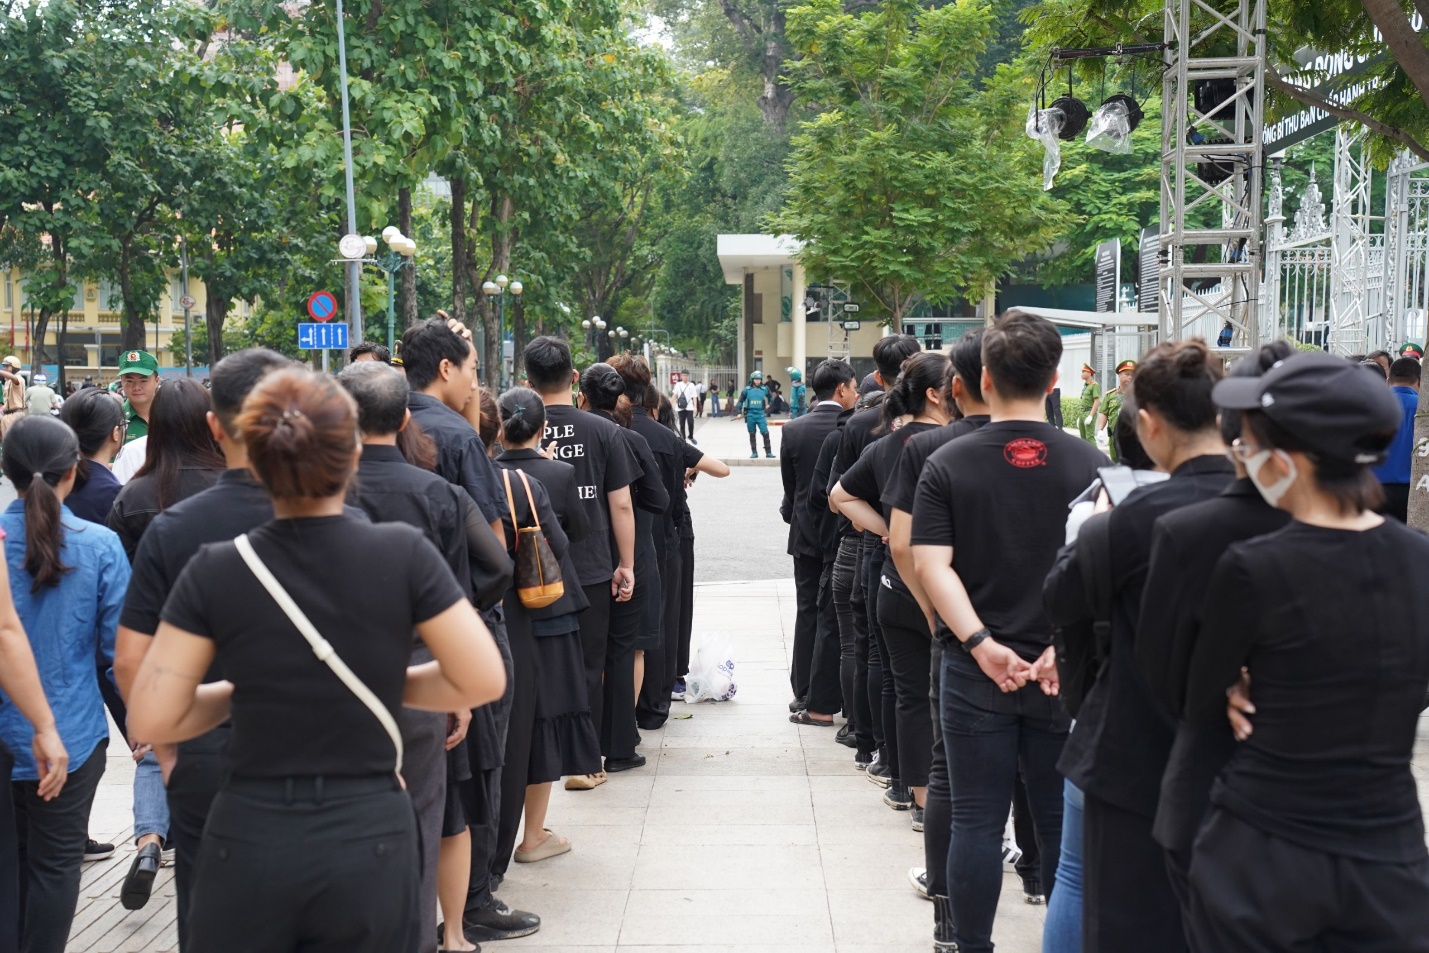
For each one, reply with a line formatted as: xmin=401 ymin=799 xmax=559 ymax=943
xmin=688 ymin=412 xmax=787 ymax=466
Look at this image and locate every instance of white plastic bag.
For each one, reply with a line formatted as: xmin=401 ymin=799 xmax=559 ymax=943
xmin=1025 ymin=105 xmax=1065 ymax=191
xmin=684 ymin=632 xmax=737 ymax=703
xmin=1086 ymin=101 xmax=1133 ymax=154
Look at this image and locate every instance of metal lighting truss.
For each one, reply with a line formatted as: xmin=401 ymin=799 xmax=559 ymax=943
xmin=1326 ymin=129 xmax=1375 ymax=354
xmin=1159 ymin=0 xmax=1267 ymax=353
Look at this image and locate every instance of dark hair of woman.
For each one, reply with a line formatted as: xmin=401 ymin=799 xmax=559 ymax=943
xmin=1130 ymin=338 xmax=1223 ymax=433
xmin=1240 ymin=409 xmax=1392 ymax=515
xmin=130 ymin=378 xmax=225 ymax=509
xmin=881 ymin=351 xmax=950 ymax=431
xmin=948 ymin=328 xmax=986 ymax=405
xmin=397 ymin=420 xmax=438 ymax=471
xmin=1113 ymin=394 xmax=1156 ymax=471
xmin=608 ymin=353 xmax=656 ymax=409
xmin=1 ymin=416 xmax=80 ymax=591
xmin=237 ymin=368 xmax=359 ymax=500
xmin=1219 ymin=340 xmax=1295 ymax=445
xmin=656 ymin=392 xmax=676 ymax=431
xmin=58 ymin=388 xmax=123 ymax=490
xmin=499 ymin=387 xmax=547 ymax=445
xmin=477 ymin=387 xmax=500 ymax=452
xmin=579 ymin=363 xmax=625 ymax=411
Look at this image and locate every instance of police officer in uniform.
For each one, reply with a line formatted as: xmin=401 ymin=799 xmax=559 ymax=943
xmin=1077 ymin=363 xmax=1101 ymax=443
xmin=1096 ymin=359 xmax=1136 ymax=461
xmin=788 ymin=368 xmax=808 ymax=419
xmin=736 ymin=371 xmax=774 ymax=458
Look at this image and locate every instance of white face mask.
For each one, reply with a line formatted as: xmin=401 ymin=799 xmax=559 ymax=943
xmin=1244 ymin=448 xmax=1298 ymax=508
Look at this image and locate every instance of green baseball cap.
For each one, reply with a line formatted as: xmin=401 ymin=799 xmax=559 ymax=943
xmin=118 ymin=350 xmax=158 ymax=376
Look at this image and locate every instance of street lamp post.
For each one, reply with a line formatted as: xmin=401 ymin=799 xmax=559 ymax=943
xmin=374 ymin=227 xmax=417 ymax=352
xmin=482 ymin=274 xmax=523 ymax=390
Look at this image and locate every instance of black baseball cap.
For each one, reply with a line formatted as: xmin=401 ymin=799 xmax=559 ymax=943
xmin=1212 ymin=351 xmax=1403 ymax=465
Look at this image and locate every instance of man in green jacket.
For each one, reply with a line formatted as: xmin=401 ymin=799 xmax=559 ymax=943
xmin=1077 ymin=363 xmax=1101 ymax=443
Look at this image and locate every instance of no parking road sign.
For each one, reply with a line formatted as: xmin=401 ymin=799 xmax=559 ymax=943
xmin=307 ymin=290 xmax=338 ymax=322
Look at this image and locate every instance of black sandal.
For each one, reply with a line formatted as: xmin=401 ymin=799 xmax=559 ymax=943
xmin=789 ymin=710 xmax=835 ymax=727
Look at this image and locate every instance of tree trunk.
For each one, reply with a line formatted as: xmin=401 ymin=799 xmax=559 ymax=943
xmin=511 ymin=295 xmax=526 ymax=383
xmin=759 ymin=39 xmax=795 ymax=133
xmin=57 ymin=307 xmax=69 ymax=393
xmin=1359 ymin=0 xmax=1429 ymax=116
xmin=449 ymin=178 xmax=468 ymax=326
xmin=118 ymin=240 xmax=145 ymax=351
xmin=398 ymin=187 xmax=418 ymax=327
xmin=206 ymin=292 xmax=229 ymax=368
xmin=486 ymin=195 xmax=514 ymax=391
xmin=32 ymin=308 xmax=53 ymax=368
xmin=1407 ymin=357 xmax=1429 ymax=530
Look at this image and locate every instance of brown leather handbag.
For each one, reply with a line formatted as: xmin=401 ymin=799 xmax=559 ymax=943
xmin=502 ymin=468 xmax=565 ymax=609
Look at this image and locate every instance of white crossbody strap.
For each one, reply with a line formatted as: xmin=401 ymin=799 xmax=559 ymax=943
xmin=233 ymin=534 xmax=404 ymax=774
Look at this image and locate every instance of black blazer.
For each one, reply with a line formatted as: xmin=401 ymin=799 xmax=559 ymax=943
xmin=780 ymin=402 xmax=844 ymax=558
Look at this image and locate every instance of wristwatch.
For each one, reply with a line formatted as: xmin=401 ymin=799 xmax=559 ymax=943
xmin=961 ymin=627 xmax=992 ymax=654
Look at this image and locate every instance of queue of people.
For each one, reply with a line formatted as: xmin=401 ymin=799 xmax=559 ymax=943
xmin=794 ymin=311 xmax=1429 ymax=953
xmin=0 ymin=322 xmax=729 ymax=953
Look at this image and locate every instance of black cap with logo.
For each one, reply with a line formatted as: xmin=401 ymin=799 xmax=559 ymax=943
xmin=1212 ymin=351 xmax=1404 ymax=465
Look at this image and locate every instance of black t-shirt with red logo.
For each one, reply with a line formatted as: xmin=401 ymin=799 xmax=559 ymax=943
xmin=911 ymin=420 xmax=1107 ymax=660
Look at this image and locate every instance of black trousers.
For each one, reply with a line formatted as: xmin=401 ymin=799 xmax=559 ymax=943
xmin=853 ymin=534 xmax=879 ymax=753
xmin=13 ymin=740 xmax=105 ymax=953
xmin=1011 ymin=773 xmax=1042 ymax=889
xmin=1188 ymin=808 xmax=1429 ymax=953
xmin=830 ymin=536 xmax=861 ymax=736
xmin=678 ymin=409 xmax=695 ymax=440
xmin=865 ymin=547 xmax=897 ymax=778
xmin=169 ymin=725 xmax=230 ymax=950
xmin=1083 ymin=792 xmax=1187 ymax=953
xmin=603 ymin=551 xmax=651 ymax=761
xmin=493 ymin=609 xmax=537 ymax=879
xmin=577 ymin=581 xmax=614 ymax=762
xmin=97 ymin=662 xmax=126 ymax=736
xmin=877 ymin=583 xmax=932 ymax=789
xmin=637 ymin=542 xmax=683 ymax=728
xmin=466 ymin=613 xmax=513 ymax=909
xmin=790 ymin=553 xmax=823 ymax=702
xmin=677 ymin=535 xmax=695 ymax=679
xmin=925 ymin=644 xmax=950 ymax=898
xmin=188 ymin=776 xmax=418 ymax=953
xmin=807 ymin=559 xmax=843 ymax=715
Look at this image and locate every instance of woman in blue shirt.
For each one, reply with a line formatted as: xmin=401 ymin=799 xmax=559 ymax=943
xmin=0 ymin=416 xmax=129 ymax=953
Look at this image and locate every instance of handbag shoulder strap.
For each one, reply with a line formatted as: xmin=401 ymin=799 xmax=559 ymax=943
xmin=233 ymin=534 xmax=404 ymax=774
xmin=514 ymin=469 xmax=543 ymax=533
xmin=501 ymin=468 xmax=521 ymax=551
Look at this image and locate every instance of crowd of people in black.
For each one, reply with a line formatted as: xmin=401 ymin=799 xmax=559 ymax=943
xmin=0 ymin=320 xmax=729 ymax=953
xmin=785 ymin=311 xmax=1429 ymax=953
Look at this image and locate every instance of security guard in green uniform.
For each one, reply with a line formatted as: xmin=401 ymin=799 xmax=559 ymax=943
xmin=1097 ymin=358 xmax=1136 ymax=461
xmin=118 ymin=349 xmax=160 ymax=445
xmin=1077 ymin=362 xmax=1101 ymax=443
xmin=736 ymin=370 xmax=775 ymax=458
xmin=1399 ymin=341 xmax=1424 ymax=362
xmin=788 ymin=368 xmax=808 ymax=419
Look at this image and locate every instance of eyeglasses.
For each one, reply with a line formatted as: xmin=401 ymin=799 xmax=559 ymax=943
xmin=1228 ymin=438 xmax=1267 ymax=462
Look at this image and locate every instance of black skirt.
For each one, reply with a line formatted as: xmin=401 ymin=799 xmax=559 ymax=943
xmin=529 ymin=626 xmax=602 ymax=783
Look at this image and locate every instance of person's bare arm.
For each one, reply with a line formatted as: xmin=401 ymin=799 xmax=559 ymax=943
xmin=690 ymin=456 xmax=730 ymax=478
xmin=113 ymin=626 xmax=153 ymax=701
xmin=0 ymin=560 xmax=68 ymax=799
xmin=830 ymin=482 xmax=889 ymax=538
xmin=607 ymin=485 xmax=636 ymax=599
xmin=127 ymin=624 xmax=231 ymax=743
xmin=889 ymin=509 xmax=934 ymax=625
xmin=913 ymin=543 xmax=1031 ymax=693
xmin=405 ymin=600 xmax=506 ymax=712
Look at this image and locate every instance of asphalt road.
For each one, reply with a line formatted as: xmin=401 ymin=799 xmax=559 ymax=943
xmin=687 ymin=465 xmax=793 ymax=582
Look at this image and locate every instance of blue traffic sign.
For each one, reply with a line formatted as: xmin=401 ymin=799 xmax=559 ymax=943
xmin=298 ymin=322 xmax=349 ymax=351
xmin=307 ymin=291 xmax=338 ymax=321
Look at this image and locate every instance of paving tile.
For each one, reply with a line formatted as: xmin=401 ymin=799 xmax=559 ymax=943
xmin=631 ymin=843 xmax=826 ymax=890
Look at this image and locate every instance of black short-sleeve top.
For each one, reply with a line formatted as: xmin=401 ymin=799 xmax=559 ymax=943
xmin=160 ymin=515 xmax=468 ymax=779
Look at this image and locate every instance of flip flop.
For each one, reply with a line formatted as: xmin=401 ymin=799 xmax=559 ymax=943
xmin=514 ymin=829 xmax=572 ymax=864
xmin=789 ymin=710 xmax=835 ymax=727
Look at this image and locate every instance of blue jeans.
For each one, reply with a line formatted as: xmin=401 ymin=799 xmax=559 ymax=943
xmin=1042 ymin=780 xmax=1085 ymax=953
xmin=941 ymin=649 xmax=1070 ymax=953
xmin=133 ymin=752 xmax=169 ymax=844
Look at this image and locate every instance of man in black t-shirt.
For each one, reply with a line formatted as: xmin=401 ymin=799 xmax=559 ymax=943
xmin=112 ymin=348 xmax=294 ymax=950
xmin=524 ymin=337 xmax=638 ymax=786
xmin=911 ymin=312 xmax=1106 ymax=953
xmin=400 ymin=318 xmax=538 ymax=943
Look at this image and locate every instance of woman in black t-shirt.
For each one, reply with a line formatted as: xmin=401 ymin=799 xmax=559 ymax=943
xmin=128 ymin=368 xmax=505 ymax=953
xmin=1184 ymin=352 xmax=1429 ymax=952
xmin=830 ymin=352 xmax=951 ymax=820
xmin=494 ymin=387 xmax=601 ymax=867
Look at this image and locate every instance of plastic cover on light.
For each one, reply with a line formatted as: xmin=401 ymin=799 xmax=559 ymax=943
xmin=1026 ymin=105 xmax=1066 ymax=190
xmin=1086 ymin=100 xmax=1134 ymax=154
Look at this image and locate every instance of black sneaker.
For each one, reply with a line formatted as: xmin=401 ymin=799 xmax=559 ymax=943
xmin=907 ymin=866 xmax=930 ymax=900
xmin=911 ymin=805 xmax=925 ymax=832
xmin=853 ymin=750 xmax=874 ymax=771
xmin=84 ymin=839 xmax=115 ymax=862
xmin=604 ymin=754 xmax=647 ymax=773
xmin=463 ymin=898 xmax=540 ymax=942
xmin=1022 ymin=878 xmax=1046 ymax=905
xmin=834 ymin=724 xmax=857 ymax=749
xmin=866 ymin=761 xmax=892 ymax=788
xmin=884 ymin=783 xmax=913 ymax=811
xmin=120 ymin=843 xmax=161 ymax=910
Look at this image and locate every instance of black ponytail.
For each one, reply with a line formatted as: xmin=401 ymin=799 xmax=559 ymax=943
xmin=1 ymin=416 xmax=80 ymax=591
xmin=499 ymin=387 xmax=547 ymax=445
xmin=879 ymin=351 xmax=949 ymax=432
xmin=579 ymin=363 xmax=626 ymax=413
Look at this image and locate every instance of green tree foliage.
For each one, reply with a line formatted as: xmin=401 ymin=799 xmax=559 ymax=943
xmin=772 ymin=0 xmax=1065 ymax=320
